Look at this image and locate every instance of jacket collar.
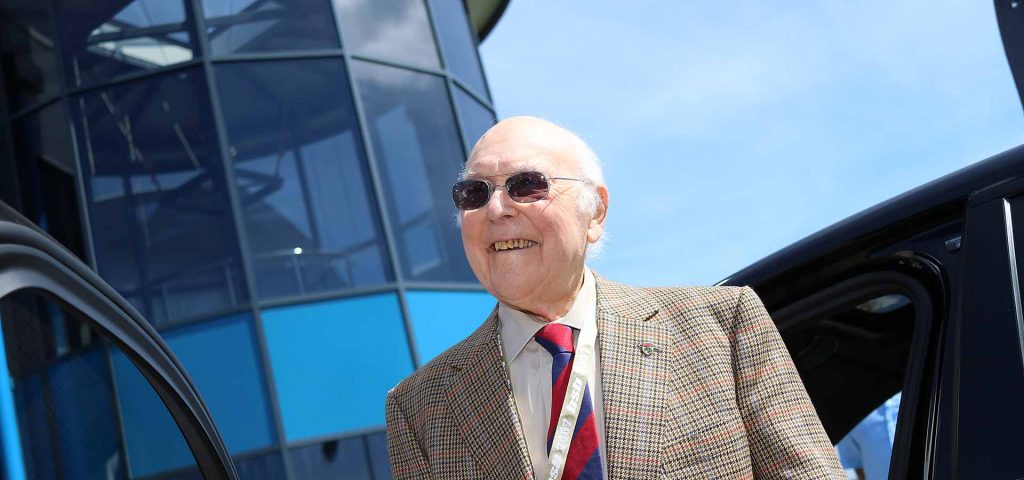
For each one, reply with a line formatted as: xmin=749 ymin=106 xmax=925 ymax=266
xmin=446 ymin=274 xmax=668 ymax=479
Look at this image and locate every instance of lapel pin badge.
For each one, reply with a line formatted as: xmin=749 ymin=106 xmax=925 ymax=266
xmin=639 ymin=342 xmax=659 ymax=357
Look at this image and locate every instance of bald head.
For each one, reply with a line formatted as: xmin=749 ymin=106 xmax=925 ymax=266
xmin=464 ymin=117 xmax=605 ymax=218
xmin=457 ymin=116 xmax=610 ymax=319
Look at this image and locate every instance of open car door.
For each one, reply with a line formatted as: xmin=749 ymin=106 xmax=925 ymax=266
xmin=0 ymin=201 xmax=238 ymax=479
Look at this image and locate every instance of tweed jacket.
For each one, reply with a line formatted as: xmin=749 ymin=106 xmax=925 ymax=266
xmin=386 ymin=276 xmax=846 ymax=479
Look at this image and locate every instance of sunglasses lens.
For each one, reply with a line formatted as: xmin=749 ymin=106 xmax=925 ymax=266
xmin=452 ymin=179 xmax=490 ymax=210
xmin=507 ymin=172 xmax=548 ymax=203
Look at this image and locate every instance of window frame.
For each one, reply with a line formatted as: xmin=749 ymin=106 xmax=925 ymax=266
xmin=0 ymin=215 xmax=237 ymax=480
xmin=768 ymin=266 xmax=945 ymax=479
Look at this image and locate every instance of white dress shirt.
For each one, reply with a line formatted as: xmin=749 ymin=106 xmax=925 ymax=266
xmin=498 ymin=267 xmax=607 ymax=478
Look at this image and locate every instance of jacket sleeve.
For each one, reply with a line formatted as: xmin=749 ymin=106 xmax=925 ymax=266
xmin=386 ymin=388 xmax=430 ymax=480
xmin=731 ymin=286 xmax=847 ymax=479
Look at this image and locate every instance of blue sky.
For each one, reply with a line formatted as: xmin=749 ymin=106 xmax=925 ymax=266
xmin=478 ymin=1 xmax=1024 ymax=286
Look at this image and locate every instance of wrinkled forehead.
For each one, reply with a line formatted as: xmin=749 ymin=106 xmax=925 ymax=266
xmin=464 ymin=143 xmax=576 ymax=179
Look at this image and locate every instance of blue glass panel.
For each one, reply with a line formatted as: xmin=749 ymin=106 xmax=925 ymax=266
xmin=72 ymin=67 xmax=249 ymax=327
xmin=215 ymin=59 xmax=392 ymax=300
xmin=352 ymin=61 xmax=475 ymax=282
xmin=57 ymin=0 xmax=195 ymax=87
xmin=202 ymin=0 xmax=340 ymax=55
xmin=334 ymin=0 xmax=439 ymax=69
xmin=0 ymin=0 xmax=61 ymax=111
xmin=111 ymin=351 xmax=194 ymax=476
xmin=406 ymin=290 xmax=493 ymax=363
xmin=289 ymin=436 xmax=372 ymax=479
xmin=113 ymin=314 xmax=276 ymax=476
xmin=262 ymin=294 xmax=413 ymax=440
xmin=452 ymin=85 xmax=495 ymax=154
xmin=163 ymin=314 xmax=275 ymax=454
xmin=427 ymin=0 xmax=488 ymax=98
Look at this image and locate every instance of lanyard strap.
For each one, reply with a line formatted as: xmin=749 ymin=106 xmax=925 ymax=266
xmin=543 ymin=316 xmax=598 ymax=480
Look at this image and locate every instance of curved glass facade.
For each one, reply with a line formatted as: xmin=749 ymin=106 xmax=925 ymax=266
xmin=0 ymin=0 xmax=498 ymax=477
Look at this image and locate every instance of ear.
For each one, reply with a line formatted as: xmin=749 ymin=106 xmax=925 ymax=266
xmin=586 ymin=185 xmax=609 ymax=243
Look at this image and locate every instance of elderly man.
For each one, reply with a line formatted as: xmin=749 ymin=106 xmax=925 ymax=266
xmin=385 ymin=116 xmax=845 ymax=479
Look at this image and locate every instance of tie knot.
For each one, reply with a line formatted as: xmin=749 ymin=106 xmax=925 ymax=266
xmin=534 ymin=323 xmax=575 ymax=356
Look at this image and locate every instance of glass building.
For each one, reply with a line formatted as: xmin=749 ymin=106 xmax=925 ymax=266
xmin=0 ymin=0 xmax=506 ymax=477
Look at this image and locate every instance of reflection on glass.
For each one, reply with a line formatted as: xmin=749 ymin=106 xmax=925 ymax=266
xmin=58 ymin=0 xmax=194 ymax=87
xmin=215 ymin=59 xmax=392 ymax=300
xmin=406 ymin=290 xmax=494 ymax=363
xmin=352 ymin=61 xmax=475 ymax=282
xmin=289 ymin=436 xmax=373 ymax=479
xmin=162 ymin=314 xmax=275 ymax=454
xmin=0 ymin=0 xmax=61 ymax=111
xmin=10 ymin=102 xmax=87 ymax=260
xmin=452 ymin=85 xmax=495 ymax=154
xmin=72 ymin=68 xmax=248 ymax=327
xmin=202 ymin=0 xmax=340 ymax=56
xmin=262 ymin=293 xmax=413 ymax=441
xmin=427 ymin=0 xmax=487 ymax=98
xmin=334 ymin=0 xmax=440 ymax=69
xmin=0 ymin=289 xmax=196 ymax=479
xmin=365 ymin=430 xmax=392 ymax=479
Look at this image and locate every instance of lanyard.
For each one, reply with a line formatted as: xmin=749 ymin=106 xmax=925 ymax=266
xmin=543 ymin=314 xmax=598 ymax=480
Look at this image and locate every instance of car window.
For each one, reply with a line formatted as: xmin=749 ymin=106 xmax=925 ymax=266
xmin=0 ymin=288 xmax=197 ymax=479
xmin=835 ymin=391 xmax=902 ymax=480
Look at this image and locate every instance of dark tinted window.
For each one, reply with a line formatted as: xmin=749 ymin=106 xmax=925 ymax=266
xmin=955 ymin=195 xmax=1024 ymax=477
xmin=215 ymin=59 xmax=392 ymax=301
xmin=202 ymin=0 xmax=340 ymax=56
xmin=57 ymin=0 xmax=195 ymax=87
xmin=333 ymin=0 xmax=440 ymax=69
xmin=427 ymin=0 xmax=487 ymax=97
xmin=9 ymin=102 xmax=86 ymax=260
xmin=352 ymin=60 xmax=474 ymax=282
xmin=72 ymin=67 xmax=249 ymax=327
xmin=289 ymin=436 xmax=372 ymax=479
xmin=0 ymin=0 xmax=61 ymax=111
xmin=0 ymin=289 xmax=197 ymax=479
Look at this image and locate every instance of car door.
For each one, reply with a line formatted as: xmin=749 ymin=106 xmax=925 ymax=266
xmin=936 ymin=176 xmax=1024 ymax=478
xmin=0 ymin=202 xmax=238 ymax=479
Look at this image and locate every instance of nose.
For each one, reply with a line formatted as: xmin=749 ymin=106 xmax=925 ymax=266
xmin=486 ymin=186 xmax=518 ymax=221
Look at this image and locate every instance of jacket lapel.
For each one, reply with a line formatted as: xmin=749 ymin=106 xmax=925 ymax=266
xmin=595 ymin=275 xmax=670 ymax=480
xmin=446 ymin=307 xmax=534 ymax=479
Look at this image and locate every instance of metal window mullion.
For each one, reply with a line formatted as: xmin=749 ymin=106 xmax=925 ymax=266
xmin=422 ymin=0 xmax=482 ymax=157
xmin=210 ymin=49 xmax=344 ymax=63
xmin=186 ymin=1 xmax=296 ymax=478
xmin=451 ymin=77 xmax=495 ymax=112
xmin=44 ymin=0 xmax=132 ymax=474
xmin=329 ymin=1 xmax=423 ymax=371
xmin=463 ymin=0 xmax=496 ymax=105
xmin=348 ymin=54 xmax=447 ymax=78
xmin=64 ymin=60 xmax=204 ymax=97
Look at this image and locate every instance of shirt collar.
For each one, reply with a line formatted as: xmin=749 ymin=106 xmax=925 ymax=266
xmin=499 ymin=267 xmax=597 ymax=363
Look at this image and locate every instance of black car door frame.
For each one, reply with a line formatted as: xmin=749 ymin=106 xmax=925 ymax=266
xmin=0 ymin=217 xmax=238 ymax=480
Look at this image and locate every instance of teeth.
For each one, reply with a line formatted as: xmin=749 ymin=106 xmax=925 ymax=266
xmin=493 ymin=239 xmax=536 ymax=251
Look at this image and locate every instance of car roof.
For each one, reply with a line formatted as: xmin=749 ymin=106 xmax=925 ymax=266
xmin=719 ymin=143 xmax=1024 ymax=288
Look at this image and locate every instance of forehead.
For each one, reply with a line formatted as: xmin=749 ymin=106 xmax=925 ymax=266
xmin=465 ymin=143 xmax=575 ymax=179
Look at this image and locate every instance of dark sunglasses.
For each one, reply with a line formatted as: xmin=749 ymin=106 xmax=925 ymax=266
xmin=452 ymin=171 xmax=585 ymax=211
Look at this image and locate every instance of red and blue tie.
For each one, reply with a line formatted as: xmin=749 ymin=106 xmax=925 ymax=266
xmin=534 ymin=324 xmax=605 ymax=480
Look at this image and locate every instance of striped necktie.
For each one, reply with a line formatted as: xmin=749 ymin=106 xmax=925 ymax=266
xmin=533 ymin=323 xmax=604 ymax=480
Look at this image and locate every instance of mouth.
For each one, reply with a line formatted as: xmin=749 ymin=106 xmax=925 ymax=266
xmin=491 ymin=239 xmax=538 ymax=252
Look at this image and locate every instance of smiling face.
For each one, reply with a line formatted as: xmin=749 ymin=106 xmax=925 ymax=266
xmin=459 ymin=117 xmax=608 ymax=320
